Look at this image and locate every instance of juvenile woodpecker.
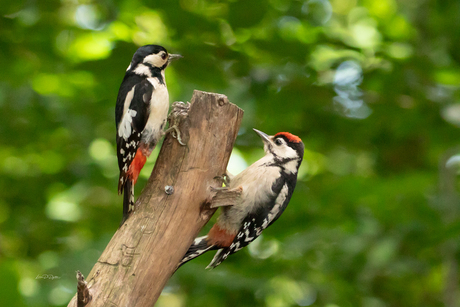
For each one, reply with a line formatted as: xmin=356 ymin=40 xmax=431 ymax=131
xmin=115 ymin=44 xmax=182 ymax=223
xmin=179 ymin=129 xmax=304 ymax=269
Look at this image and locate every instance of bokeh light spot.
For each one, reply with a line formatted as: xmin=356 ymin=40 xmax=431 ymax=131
xmin=302 ymin=0 xmax=333 ymax=26
xmin=18 ymin=278 xmax=39 ymax=297
xmin=67 ymin=33 xmax=113 ymax=62
xmin=89 ymin=138 xmax=112 ymax=162
xmin=228 ymin=148 xmax=249 ymax=176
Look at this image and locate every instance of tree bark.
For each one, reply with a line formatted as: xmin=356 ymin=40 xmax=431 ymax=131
xmin=68 ymin=90 xmax=244 ymax=307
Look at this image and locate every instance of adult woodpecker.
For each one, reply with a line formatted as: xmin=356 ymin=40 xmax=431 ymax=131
xmin=178 ymin=129 xmax=304 ymax=269
xmin=115 ymin=44 xmax=182 ymax=223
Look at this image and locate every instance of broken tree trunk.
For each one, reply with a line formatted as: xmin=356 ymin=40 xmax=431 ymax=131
xmin=68 ymin=90 xmax=244 ymax=307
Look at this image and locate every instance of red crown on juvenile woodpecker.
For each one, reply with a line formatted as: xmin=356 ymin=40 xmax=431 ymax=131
xmin=274 ymin=132 xmax=302 ymax=144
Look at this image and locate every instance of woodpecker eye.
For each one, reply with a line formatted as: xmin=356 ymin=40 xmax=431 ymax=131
xmin=275 ymin=138 xmax=283 ymax=146
xmin=161 ymin=53 xmax=168 ymax=60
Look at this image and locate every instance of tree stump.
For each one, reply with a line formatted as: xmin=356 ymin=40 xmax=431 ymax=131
xmin=68 ymin=90 xmax=244 ymax=307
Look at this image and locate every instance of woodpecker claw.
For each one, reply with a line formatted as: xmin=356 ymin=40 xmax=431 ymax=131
xmin=164 ymin=125 xmax=186 ymax=145
xmin=166 ymin=101 xmax=190 ymax=146
xmin=213 ymin=174 xmax=231 ymax=186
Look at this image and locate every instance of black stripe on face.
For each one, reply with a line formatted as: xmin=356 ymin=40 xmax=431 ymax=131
xmin=266 ymin=143 xmax=275 ymax=156
xmin=142 ymin=63 xmax=165 ymax=85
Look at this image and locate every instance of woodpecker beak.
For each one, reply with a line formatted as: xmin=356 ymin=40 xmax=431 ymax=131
xmin=253 ymin=128 xmax=271 ymax=145
xmin=168 ymin=53 xmax=183 ymax=62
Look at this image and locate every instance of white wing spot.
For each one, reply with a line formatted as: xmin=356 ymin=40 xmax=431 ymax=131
xmin=118 ymin=109 xmax=137 ymax=141
xmin=244 ymin=228 xmax=253 ymax=242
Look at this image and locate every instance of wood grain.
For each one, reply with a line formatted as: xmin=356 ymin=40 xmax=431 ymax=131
xmin=68 ymin=90 xmax=244 ymax=307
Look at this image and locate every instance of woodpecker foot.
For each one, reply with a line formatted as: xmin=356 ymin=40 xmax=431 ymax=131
xmin=164 ymin=125 xmax=186 ymax=145
xmin=213 ymin=175 xmax=229 ymax=187
xmin=167 ymin=101 xmax=190 ymax=146
xmin=214 ymin=171 xmax=233 ymax=186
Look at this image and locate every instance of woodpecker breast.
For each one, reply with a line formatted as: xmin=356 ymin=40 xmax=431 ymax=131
xmin=141 ymin=75 xmax=169 ymax=148
xmin=217 ymin=155 xmax=282 ymax=232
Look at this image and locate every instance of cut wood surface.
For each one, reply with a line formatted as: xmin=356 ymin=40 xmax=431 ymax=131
xmin=68 ymin=90 xmax=244 ymax=307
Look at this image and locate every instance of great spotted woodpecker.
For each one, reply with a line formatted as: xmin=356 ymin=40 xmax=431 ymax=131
xmin=179 ymin=129 xmax=304 ymax=269
xmin=115 ymin=45 xmax=182 ymax=223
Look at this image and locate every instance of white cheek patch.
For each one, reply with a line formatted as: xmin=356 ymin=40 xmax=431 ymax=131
xmin=274 ymin=145 xmax=297 ymax=160
xmin=143 ymin=53 xmax=167 ymax=68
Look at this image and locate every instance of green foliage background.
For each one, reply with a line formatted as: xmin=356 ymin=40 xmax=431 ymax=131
xmin=1 ymin=0 xmax=460 ymax=306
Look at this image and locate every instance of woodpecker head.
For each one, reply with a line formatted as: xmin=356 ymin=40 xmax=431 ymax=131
xmin=127 ymin=44 xmax=182 ymax=73
xmin=253 ymin=128 xmax=304 ymax=168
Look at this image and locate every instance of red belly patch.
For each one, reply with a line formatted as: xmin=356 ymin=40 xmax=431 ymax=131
xmin=208 ymin=224 xmax=236 ymax=247
xmin=126 ymin=148 xmax=147 ymax=184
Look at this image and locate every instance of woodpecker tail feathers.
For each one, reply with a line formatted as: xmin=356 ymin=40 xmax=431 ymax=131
xmin=206 ymin=249 xmax=228 ymax=269
xmin=177 ymin=236 xmax=217 ymax=268
xmin=121 ymin=179 xmax=135 ymax=225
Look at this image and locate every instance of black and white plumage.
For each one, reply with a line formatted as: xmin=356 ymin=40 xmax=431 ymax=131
xmin=179 ymin=128 xmax=304 ymax=269
xmin=115 ymin=44 xmax=182 ymax=224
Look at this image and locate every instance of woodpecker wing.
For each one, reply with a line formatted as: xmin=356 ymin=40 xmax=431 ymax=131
xmin=207 ymin=178 xmax=295 ymax=269
xmin=116 ymin=77 xmax=153 ymax=193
